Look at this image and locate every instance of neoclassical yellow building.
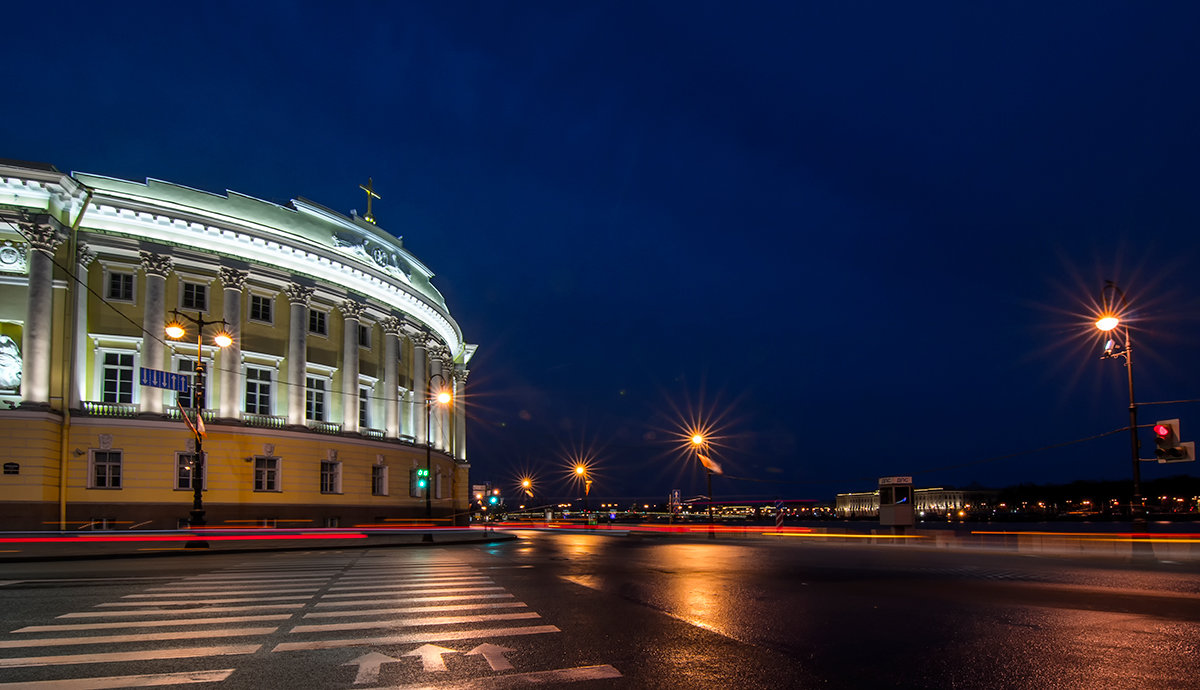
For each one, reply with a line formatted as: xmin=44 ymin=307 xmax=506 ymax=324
xmin=0 ymin=159 xmax=476 ymax=530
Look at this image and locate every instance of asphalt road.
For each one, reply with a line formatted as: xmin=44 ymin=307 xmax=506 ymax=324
xmin=1 ymin=532 xmax=1198 ymax=688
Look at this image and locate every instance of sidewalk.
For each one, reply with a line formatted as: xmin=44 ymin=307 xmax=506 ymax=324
xmin=0 ymin=527 xmax=516 ymax=562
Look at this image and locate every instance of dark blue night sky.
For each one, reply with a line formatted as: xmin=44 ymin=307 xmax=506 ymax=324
xmin=6 ymin=2 xmax=1200 ymax=502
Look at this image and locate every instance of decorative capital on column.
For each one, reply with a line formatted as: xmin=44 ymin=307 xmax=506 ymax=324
xmin=409 ymin=329 xmax=432 ymax=348
xmin=339 ymin=300 xmax=365 ymax=320
xmin=139 ymin=251 xmax=173 ymax=277
xmin=380 ymin=316 xmax=402 ymax=336
xmin=76 ymin=243 xmax=97 ymax=268
xmin=219 ymin=266 xmax=248 ymax=291
xmin=284 ymin=282 xmax=314 ymax=307
xmin=22 ymin=222 xmax=64 ymax=255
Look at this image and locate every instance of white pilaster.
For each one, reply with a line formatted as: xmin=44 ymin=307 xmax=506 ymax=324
xmin=139 ymin=251 xmax=172 ymax=415
xmin=20 ymin=220 xmax=62 ymax=407
xmin=339 ymin=300 xmax=363 ymax=433
xmin=381 ymin=316 xmax=401 ymax=438
xmin=218 ymin=267 xmax=246 ymax=420
xmin=284 ymin=283 xmax=313 ymax=426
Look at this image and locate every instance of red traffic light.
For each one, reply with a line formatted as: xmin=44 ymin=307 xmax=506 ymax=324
xmin=1154 ymin=423 xmax=1171 ymax=439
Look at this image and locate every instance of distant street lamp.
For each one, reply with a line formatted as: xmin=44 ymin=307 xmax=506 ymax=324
xmin=691 ymin=434 xmax=716 ymax=537
xmin=423 ymin=373 xmax=452 ymax=542
xmin=574 ymin=463 xmax=592 ymax=512
xmin=165 ymin=309 xmax=232 ymax=543
xmin=1095 ymin=281 xmax=1143 ymax=526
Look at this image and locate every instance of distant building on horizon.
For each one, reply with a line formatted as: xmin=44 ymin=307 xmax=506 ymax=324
xmin=0 ymin=159 xmax=476 ymax=530
xmin=836 ymin=486 xmax=997 ymax=518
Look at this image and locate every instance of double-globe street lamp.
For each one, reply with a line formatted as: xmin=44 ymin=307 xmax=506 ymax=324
xmin=165 ymin=309 xmax=232 ymax=538
xmin=423 ymin=372 xmax=452 ymax=541
xmin=1094 ymin=280 xmax=1144 ymax=526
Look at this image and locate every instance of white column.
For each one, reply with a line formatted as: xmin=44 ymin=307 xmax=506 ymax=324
xmin=19 ymin=219 xmax=62 ymax=407
xmin=410 ymin=330 xmax=429 ymax=446
xmin=284 ymin=283 xmax=313 ymax=426
xmin=454 ymin=368 xmax=468 ymax=462
xmin=218 ymin=267 xmax=246 ymax=421
xmin=381 ymin=316 xmax=401 ymax=438
xmin=429 ymin=349 xmax=448 ymax=452
xmin=71 ymin=244 xmax=96 ymax=409
xmin=339 ymin=300 xmax=363 ymax=433
xmin=138 ymin=251 xmax=172 ymax=415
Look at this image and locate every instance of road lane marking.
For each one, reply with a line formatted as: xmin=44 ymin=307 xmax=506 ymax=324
xmin=15 ymin=614 xmax=294 ymax=632
xmin=0 ymin=668 xmax=236 ymax=688
xmin=96 ymin=595 xmax=311 ymax=606
xmin=123 ymin=587 xmax=320 ymax=597
xmin=383 ymin=664 xmax=623 ymax=688
xmin=321 ymin=586 xmax=503 ymax=599
xmin=58 ymin=603 xmax=304 ymax=618
xmin=302 ymin=602 xmax=526 ymax=619
xmin=291 ymin=611 xmax=540 ymax=633
xmin=272 ymin=625 xmax=561 ymax=652
xmin=327 ymin=580 xmax=491 ymax=592
xmin=0 ymin=644 xmax=261 ymax=668
xmin=0 ymin=627 xmax=277 ymax=648
xmin=313 ymin=594 xmax=515 ymax=609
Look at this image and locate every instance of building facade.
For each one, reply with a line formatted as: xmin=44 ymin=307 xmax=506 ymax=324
xmin=0 ymin=159 xmax=476 ymax=530
xmin=836 ymin=487 xmax=997 ymax=518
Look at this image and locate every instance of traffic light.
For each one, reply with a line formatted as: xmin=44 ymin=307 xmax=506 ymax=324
xmin=1153 ymin=419 xmax=1194 ymax=463
xmin=409 ymin=467 xmax=430 ymax=497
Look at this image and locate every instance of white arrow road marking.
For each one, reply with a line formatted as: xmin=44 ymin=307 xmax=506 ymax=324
xmin=0 ymin=645 xmax=261 ymax=669
xmin=272 ymin=625 xmax=561 ymax=652
xmin=405 ymin=644 xmax=457 ymax=672
xmin=0 ymin=668 xmax=235 ymax=689
xmin=466 ymin=642 xmax=515 ymax=671
xmin=386 ymin=664 xmax=623 ymax=689
xmin=342 ymin=652 xmax=401 ymax=685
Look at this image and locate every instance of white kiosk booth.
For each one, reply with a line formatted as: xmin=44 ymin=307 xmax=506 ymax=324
xmin=879 ymin=476 xmax=914 ymax=533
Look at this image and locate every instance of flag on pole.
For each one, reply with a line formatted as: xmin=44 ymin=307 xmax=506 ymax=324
xmin=196 ymin=413 xmax=207 ymax=438
xmin=177 ymin=400 xmax=205 ymax=438
xmin=697 ymin=454 xmax=723 ymax=475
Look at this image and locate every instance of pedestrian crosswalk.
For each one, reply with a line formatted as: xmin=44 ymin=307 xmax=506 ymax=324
xmin=0 ymin=550 xmax=613 ymax=688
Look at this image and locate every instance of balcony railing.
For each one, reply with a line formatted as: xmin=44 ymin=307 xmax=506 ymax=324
xmin=165 ymin=406 xmax=216 ymax=422
xmin=80 ymin=401 xmax=139 ymax=418
xmin=361 ymin=427 xmax=385 ymax=440
xmin=243 ymin=413 xmax=286 ymax=429
xmin=308 ymin=421 xmax=343 ymax=435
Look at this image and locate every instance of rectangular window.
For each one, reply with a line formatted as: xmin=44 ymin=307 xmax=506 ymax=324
xmin=102 ymin=352 xmax=135 ymax=403
xmin=254 ymin=457 xmax=280 ymax=491
xmin=90 ymin=450 xmax=122 ymax=489
xmin=176 ymin=359 xmax=205 ymax=409
xmin=320 ymin=461 xmax=342 ymax=494
xmin=372 ymin=465 xmax=388 ymax=496
xmin=245 ymin=366 xmax=273 ymax=415
xmin=359 ymin=385 xmax=371 ymax=429
xmin=308 ymin=309 xmax=327 ymax=336
xmin=106 ymin=271 xmax=134 ymax=301
xmin=249 ymin=294 xmax=273 ymax=323
xmin=181 ymin=281 xmax=208 ymax=311
xmin=175 ymin=452 xmax=205 ymax=490
xmin=358 ymin=324 xmax=371 ymax=348
xmin=305 ymin=376 xmax=326 ymax=421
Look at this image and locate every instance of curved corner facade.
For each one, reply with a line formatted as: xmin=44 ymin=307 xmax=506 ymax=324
xmin=0 ymin=160 xmax=477 ymax=530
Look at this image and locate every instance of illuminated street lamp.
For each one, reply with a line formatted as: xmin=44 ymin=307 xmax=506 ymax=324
xmin=691 ymin=434 xmax=716 ymax=535
xmin=1095 ymin=281 xmax=1143 ymax=526
xmin=423 ymin=373 xmax=452 ymax=541
xmin=574 ymin=463 xmax=593 ymax=512
xmin=165 ymin=309 xmax=232 ymax=543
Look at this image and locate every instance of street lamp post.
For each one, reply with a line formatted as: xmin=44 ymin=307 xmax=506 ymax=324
xmin=1095 ymin=281 xmax=1143 ymax=527
xmin=574 ymin=464 xmax=591 ymax=513
xmin=691 ymin=434 xmax=715 ymax=538
xmin=423 ymin=373 xmax=451 ymax=542
xmin=165 ymin=309 xmax=232 ymax=545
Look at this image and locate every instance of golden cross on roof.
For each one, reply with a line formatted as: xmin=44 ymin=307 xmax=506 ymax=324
xmin=359 ymin=178 xmax=381 ymax=224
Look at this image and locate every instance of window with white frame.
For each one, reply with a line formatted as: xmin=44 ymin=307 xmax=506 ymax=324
xmin=245 ymin=366 xmax=273 ymax=415
xmin=372 ymin=465 xmax=388 ymax=496
xmin=249 ymin=294 xmax=273 ymax=323
xmin=308 ymin=309 xmax=327 ymax=336
xmin=105 ymin=270 xmax=134 ymax=302
xmin=175 ymin=358 xmax=206 ymax=410
xmin=181 ymin=280 xmax=208 ymax=311
xmin=359 ymin=385 xmax=371 ymax=429
xmin=175 ymin=452 xmax=206 ymax=490
xmin=90 ymin=450 xmax=122 ymax=489
xmin=101 ymin=352 xmax=135 ymax=403
xmin=254 ymin=456 xmax=280 ymax=491
xmin=320 ymin=460 xmax=342 ymax=494
xmin=305 ymin=376 xmax=327 ymax=422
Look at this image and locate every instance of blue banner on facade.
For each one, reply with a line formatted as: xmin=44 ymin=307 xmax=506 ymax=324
xmin=139 ymin=367 xmax=191 ymax=393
